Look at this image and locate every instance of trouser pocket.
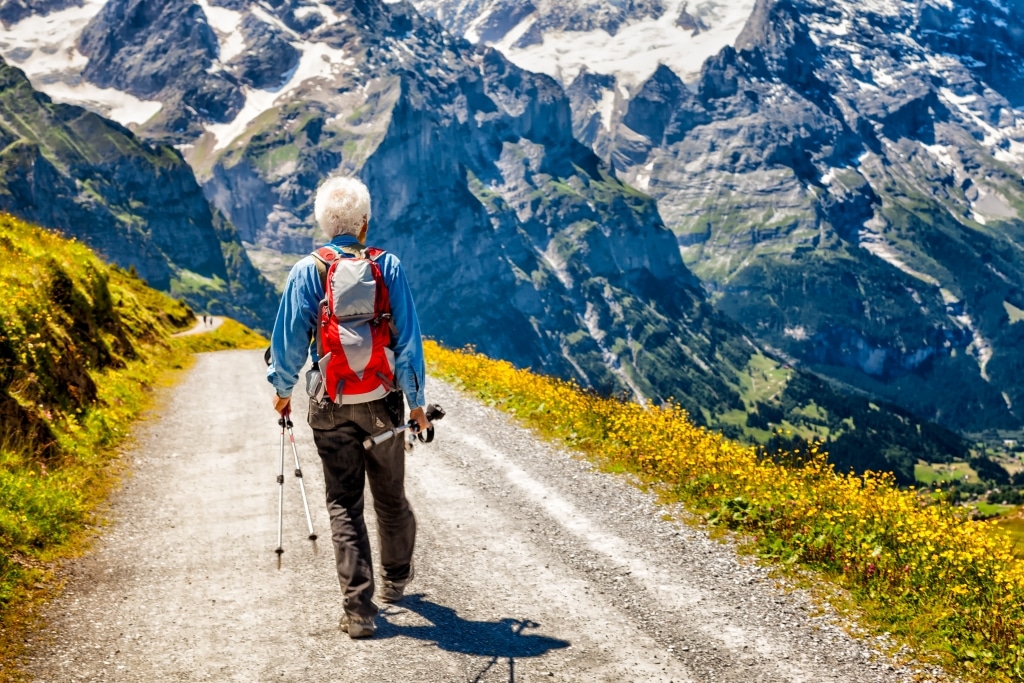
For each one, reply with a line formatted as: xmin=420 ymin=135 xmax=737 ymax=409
xmin=307 ymin=397 xmax=336 ymax=431
xmin=384 ymin=391 xmax=405 ymax=429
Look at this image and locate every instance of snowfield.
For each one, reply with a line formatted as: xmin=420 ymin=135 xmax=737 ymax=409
xmin=497 ymin=0 xmax=755 ymax=88
xmin=0 ymin=0 xmax=163 ymax=126
xmin=412 ymin=0 xmax=756 ymax=88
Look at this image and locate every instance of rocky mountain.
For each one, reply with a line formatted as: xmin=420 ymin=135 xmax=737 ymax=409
xmin=612 ymin=0 xmax=1024 ymax=435
xmin=0 ymin=0 xmax=757 ymax=414
xmin=424 ymin=0 xmax=1024 ymax=437
xmin=0 ymin=0 xmax=980 ymax=481
xmin=0 ymin=56 xmax=277 ymax=329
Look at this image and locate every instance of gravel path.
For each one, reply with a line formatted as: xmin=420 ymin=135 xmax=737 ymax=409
xmin=170 ymin=316 xmax=224 ymax=337
xmin=22 ymin=350 xmax=950 ymax=682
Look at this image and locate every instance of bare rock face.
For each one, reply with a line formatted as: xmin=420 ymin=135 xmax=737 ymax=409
xmin=78 ymin=0 xmax=244 ymax=134
xmin=411 ymin=0 xmax=666 ymax=42
xmin=0 ymin=0 xmax=975 ymax=475
xmin=227 ymin=14 xmax=301 ymax=89
xmin=466 ymin=0 xmax=1024 ymax=433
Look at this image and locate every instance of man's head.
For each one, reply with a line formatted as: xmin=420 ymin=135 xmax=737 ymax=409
xmin=315 ymin=176 xmax=371 ymax=240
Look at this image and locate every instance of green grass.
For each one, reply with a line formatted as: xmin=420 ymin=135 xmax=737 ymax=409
xmin=975 ymin=502 xmax=1016 ymax=517
xmin=173 ymin=319 xmax=268 ymax=354
xmin=739 ymin=353 xmax=792 ymax=403
xmin=915 ymin=460 xmax=980 ymax=485
xmin=991 ymin=512 xmax=1024 ymax=558
xmin=170 ymin=269 xmax=228 ymax=298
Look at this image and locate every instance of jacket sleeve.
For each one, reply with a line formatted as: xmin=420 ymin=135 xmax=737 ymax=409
xmin=266 ymin=256 xmax=323 ymax=398
xmin=382 ymin=253 xmax=426 ymax=410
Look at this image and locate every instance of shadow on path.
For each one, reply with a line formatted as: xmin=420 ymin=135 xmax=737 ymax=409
xmin=377 ymin=594 xmax=570 ymax=681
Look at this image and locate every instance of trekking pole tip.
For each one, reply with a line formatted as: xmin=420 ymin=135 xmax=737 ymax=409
xmin=308 ymin=533 xmax=318 ymax=541
xmin=275 ymin=547 xmax=284 ymax=555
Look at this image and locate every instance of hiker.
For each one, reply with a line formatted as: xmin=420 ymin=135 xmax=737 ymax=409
xmin=266 ymin=176 xmax=429 ymax=639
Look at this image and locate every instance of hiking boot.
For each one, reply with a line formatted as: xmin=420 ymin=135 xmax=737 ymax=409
xmin=379 ymin=563 xmax=414 ymax=603
xmin=339 ymin=613 xmax=376 ymax=639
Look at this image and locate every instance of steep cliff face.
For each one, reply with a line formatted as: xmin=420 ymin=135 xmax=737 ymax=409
xmin=557 ymin=0 xmax=1024 ymax=433
xmin=0 ymin=57 xmax=277 ymax=328
xmin=187 ymin=0 xmax=752 ymax=416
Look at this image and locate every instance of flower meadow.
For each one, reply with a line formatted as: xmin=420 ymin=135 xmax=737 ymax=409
xmin=424 ymin=340 xmax=1024 ymax=682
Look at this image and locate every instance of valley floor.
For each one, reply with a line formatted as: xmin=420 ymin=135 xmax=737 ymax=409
xmin=20 ymin=351 xmax=949 ymax=682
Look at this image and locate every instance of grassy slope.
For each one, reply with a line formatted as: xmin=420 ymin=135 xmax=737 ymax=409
xmin=0 ymin=213 xmax=266 ymax=678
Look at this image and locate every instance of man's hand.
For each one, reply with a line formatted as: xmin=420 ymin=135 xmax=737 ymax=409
xmin=273 ymin=395 xmax=291 ymax=415
xmin=409 ymin=406 xmax=431 ymax=433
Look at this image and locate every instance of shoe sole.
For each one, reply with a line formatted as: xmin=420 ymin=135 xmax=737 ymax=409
xmin=379 ymin=564 xmax=414 ymax=604
xmin=340 ymin=617 xmax=376 ymax=639
xmin=348 ymin=626 xmax=375 ymax=639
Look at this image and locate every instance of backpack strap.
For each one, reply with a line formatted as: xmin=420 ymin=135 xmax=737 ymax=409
xmin=311 ymin=245 xmax=341 ymax=292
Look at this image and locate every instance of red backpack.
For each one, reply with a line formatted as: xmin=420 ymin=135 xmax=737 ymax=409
xmin=311 ymin=243 xmax=396 ymax=404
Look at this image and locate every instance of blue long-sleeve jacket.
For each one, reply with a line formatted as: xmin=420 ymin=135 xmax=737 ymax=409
xmin=266 ymin=234 xmax=426 ymax=409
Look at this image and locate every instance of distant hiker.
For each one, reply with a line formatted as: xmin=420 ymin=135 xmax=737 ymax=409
xmin=202 ymin=314 xmax=208 ymax=325
xmin=266 ymin=176 xmax=429 ymax=639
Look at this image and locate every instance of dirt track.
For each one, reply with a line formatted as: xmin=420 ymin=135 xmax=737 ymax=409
xmin=21 ymin=350 xmax=941 ymax=682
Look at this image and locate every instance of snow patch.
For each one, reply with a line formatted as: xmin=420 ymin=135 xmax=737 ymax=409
xmin=922 ymin=143 xmax=955 ymax=168
xmin=872 ymin=69 xmax=895 ymax=87
xmin=491 ymin=0 xmax=756 ymax=88
xmin=994 ymin=139 xmax=1024 ymax=166
xmin=0 ymin=0 xmax=103 ymax=78
xmin=316 ymin=3 xmax=344 ymax=25
xmin=598 ymin=88 xmax=616 ymax=131
xmin=37 ymin=81 xmax=162 ymax=126
xmin=250 ymin=4 xmax=301 ymax=39
xmin=784 ymin=326 xmax=809 ymax=341
xmin=207 ymin=41 xmax=349 ymax=150
xmin=951 ymin=308 xmax=994 ymax=381
xmin=195 ymin=0 xmax=247 ymax=63
xmin=0 ymin=0 xmax=164 ymax=126
xmin=858 ymin=217 xmax=941 ymax=287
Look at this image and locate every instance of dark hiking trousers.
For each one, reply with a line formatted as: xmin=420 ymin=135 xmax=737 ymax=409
xmin=307 ymin=391 xmax=416 ymax=619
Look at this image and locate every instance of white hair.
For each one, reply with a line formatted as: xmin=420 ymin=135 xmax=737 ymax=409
xmin=314 ymin=176 xmax=372 ymax=238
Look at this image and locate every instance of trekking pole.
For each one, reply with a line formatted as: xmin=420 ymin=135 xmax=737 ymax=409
xmin=275 ymin=412 xmax=287 ymax=555
xmin=282 ymin=409 xmax=317 ymax=541
xmin=363 ymin=404 xmax=446 ymax=450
